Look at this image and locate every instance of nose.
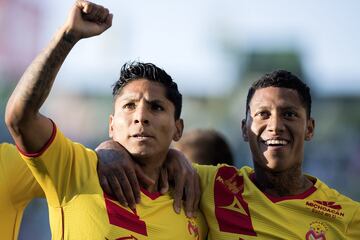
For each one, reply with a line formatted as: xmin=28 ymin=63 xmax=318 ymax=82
xmin=133 ymin=104 xmax=149 ymax=125
xmin=267 ymin=114 xmax=285 ymax=133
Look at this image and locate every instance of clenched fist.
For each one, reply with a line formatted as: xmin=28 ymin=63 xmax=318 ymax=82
xmin=62 ymin=0 xmax=113 ymax=42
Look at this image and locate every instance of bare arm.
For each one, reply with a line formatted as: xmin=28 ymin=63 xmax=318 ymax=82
xmin=5 ymin=0 xmax=112 ymax=152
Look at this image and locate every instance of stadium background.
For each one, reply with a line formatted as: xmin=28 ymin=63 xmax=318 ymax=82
xmin=1 ymin=0 xmax=359 ymax=238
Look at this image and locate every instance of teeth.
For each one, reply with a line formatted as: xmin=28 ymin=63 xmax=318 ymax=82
xmin=265 ymin=139 xmax=288 ymax=145
xmin=134 ymin=135 xmax=148 ymax=139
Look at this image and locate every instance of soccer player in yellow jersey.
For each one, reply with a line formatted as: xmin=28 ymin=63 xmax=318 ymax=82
xmin=197 ymin=70 xmax=360 ymax=239
xmin=104 ymin=70 xmax=360 ymax=239
xmin=5 ymin=1 xmax=207 ymax=239
xmin=0 ymin=143 xmax=43 ymax=240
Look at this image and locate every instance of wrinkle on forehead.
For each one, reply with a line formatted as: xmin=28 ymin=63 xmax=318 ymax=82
xmin=116 ymin=79 xmax=168 ymax=102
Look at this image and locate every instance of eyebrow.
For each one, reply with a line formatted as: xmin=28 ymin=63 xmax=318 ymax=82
xmin=118 ymin=96 xmax=167 ymax=105
xmin=251 ymin=104 xmax=303 ymax=112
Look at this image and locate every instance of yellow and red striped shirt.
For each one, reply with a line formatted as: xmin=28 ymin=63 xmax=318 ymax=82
xmin=19 ymin=126 xmax=207 ymax=240
xmin=196 ymin=164 xmax=360 ymax=239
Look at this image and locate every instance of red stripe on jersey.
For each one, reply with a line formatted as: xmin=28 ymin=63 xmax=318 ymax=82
xmin=104 ymin=194 xmax=147 ymax=236
xmin=16 ymin=118 xmax=57 ymax=157
xmin=214 ymin=166 xmax=256 ymax=236
xmin=140 ymin=187 xmax=161 ymax=200
xmin=249 ymin=173 xmax=317 ymax=203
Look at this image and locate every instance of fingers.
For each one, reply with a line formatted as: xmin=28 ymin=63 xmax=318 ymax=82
xmin=123 ymin=166 xmax=141 ymax=205
xmin=135 ymin=164 xmax=155 ymax=188
xmin=108 ymin=174 xmax=127 ymax=207
xmin=65 ymin=0 xmax=112 ymax=40
xmin=105 ymin=13 xmax=113 ymax=29
xmin=76 ymin=0 xmax=92 ymax=14
xmin=159 ymin=168 xmax=169 ymax=194
xmin=98 ymin=8 xmax=110 ymax=23
xmin=183 ymin=170 xmax=201 ymax=218
xmin=193 ymin=173 xmax=201 ymax=215
xmin=114 ymin=169 xmax=137 ymax=211
xmin=98 ymin=174 xmax=113 ymax=197
xmin=172 ymin=169 xmax=186 ymax=214
xmin=184 ymin=179 xmax=194 ymax=218
xmin=76 ymin=0 xmax=111 ymax=25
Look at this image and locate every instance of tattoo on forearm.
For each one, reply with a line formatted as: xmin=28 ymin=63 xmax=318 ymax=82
xmin=15 ymin=32 xmax=76 ymax=113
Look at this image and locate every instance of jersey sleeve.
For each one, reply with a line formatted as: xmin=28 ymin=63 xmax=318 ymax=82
xmin=0 ymin=143 xmax=43 ymax=207
xmin=18 ymin=125 xmax=98 ymax=207
xmin=193 ymin=163 xmax=218 ymax=188
xmin=347 ymin=203 xmax=360 ymax=238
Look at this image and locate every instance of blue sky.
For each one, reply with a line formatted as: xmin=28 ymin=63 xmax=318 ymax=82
xmin=34 ymin=0 xmax=360 ymax=96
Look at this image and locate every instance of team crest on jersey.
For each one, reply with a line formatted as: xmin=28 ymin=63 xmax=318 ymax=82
xmin=305 ymin=221 xmax=328 ymax=240
xmin=187 ymin=219 xmax=200 ymax=240
xmin=305 ymin=200 xmax=344 ymax=219
xmin=214 ymin=166 xmax=256 ymax=236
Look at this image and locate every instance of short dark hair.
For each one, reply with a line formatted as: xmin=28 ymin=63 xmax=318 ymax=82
xmin=112 ymin=61 xmax=182 ymax=119
xmin=246 ymin=70 xmax=312 ymax=118
xmin=174 ymin=129 xmax=234 ymax=166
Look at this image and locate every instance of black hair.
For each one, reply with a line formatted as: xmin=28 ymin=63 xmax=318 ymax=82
xmin=246 ymin=70 xmax=311 ymax=118
xmin=112 ymin=61 xmax=182 ymax=119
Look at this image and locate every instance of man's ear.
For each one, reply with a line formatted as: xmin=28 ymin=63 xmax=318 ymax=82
xmin=241 ymin=119 xmax=249 ymax=141
xmin=305 ymin=118 xmax=315 ymax=141
xmin=108 ymin=114 xmax=114 ymax=138
xmin=173 ymin=118 xmax=184 ymax=141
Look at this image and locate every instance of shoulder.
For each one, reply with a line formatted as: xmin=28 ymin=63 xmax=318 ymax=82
xmin=0 ymin=142 xmax=29 ymax=176
xmin=0 ymin=142 xmax=18 ymax=158
xmin=24 ymin=125 xmax=97 ymax=160
xmin=313 ymin=177 xmax=358 ymax=205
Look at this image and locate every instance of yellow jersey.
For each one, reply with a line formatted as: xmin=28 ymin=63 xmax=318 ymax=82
xmin=19 ymin=126 xmax=207 ymax=240
xmin=0 ymin=143 xmax=43 ymax=240
xmin=195 ymin=164 xmax=360 ymax=239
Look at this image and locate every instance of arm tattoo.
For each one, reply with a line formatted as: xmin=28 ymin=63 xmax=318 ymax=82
xmin=14 ymin=31 xmax=76 ymax=116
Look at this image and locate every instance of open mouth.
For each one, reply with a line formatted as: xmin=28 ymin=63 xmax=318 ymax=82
xmin=132 ymin=133 xmax=152 ymax=140
xmin=262 ymin=139 xmax=289 ymax=147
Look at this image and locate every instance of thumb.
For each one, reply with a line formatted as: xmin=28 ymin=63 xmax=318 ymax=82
xmin=76 ymin=0 xmax=92 ymax=14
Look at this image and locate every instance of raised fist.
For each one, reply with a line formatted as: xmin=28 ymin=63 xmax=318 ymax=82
xmin=63 ymin=0 xmax=113 ymax=42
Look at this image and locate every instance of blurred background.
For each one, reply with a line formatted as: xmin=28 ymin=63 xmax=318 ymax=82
xmin=1 ymin=0 xmax=359 ymax=238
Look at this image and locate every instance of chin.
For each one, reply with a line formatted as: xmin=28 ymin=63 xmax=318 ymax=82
xmin=129 ymin=148 xmax=151 ymax=157
xmin=266 ymin=165 xmax=287 ymax=173
xmin=134 ymin=150 xmax=150 ymax=156
xmin=262 ymin=157 xmax=286 ymax=171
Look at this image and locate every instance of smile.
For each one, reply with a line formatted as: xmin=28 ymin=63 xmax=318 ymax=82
xmin=263 ymin=139 xmax=289 ymax=146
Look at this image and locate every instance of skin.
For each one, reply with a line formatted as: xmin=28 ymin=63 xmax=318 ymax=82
xmin=96 ymin=142 xmax=200 ymax=217
xmin=6 ymin=0 xmax=199 ymax=217
xmin=242 ymin=87 xmax=315 ymax=197
xmin=5 ymin=0 xmax=112 ymax=153
xmin=109 ymin=79 xmax=184 ymax=192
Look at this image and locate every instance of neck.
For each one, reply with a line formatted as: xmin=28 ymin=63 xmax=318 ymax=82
xmin=135 ymin=155 xmax=166 ymax=193
xmin=253 ymin=162 xmax=313 ymax=197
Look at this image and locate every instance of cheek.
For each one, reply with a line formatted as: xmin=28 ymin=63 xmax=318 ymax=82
xmin=249 ymin=124 xmax=261 ymax=139
xmin=111 ymin=116 xmax=130 ymax=135
xmin=158 ymin=119 xmax=176 ymax=138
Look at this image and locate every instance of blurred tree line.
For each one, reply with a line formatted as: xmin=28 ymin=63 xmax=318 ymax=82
xmin=0 ymin=47 xmax=359 ymax=240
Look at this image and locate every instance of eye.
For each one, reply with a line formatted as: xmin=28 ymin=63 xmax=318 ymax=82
xmin=255 ymin=111 xmax=270 ymax=119
xmin=123 ymin=102 xmax=136 ymax=110
xmin=283 ymin=111 xmax=297 ymax=119
xmin=151 ymin=103 xmax=164 ymax=111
